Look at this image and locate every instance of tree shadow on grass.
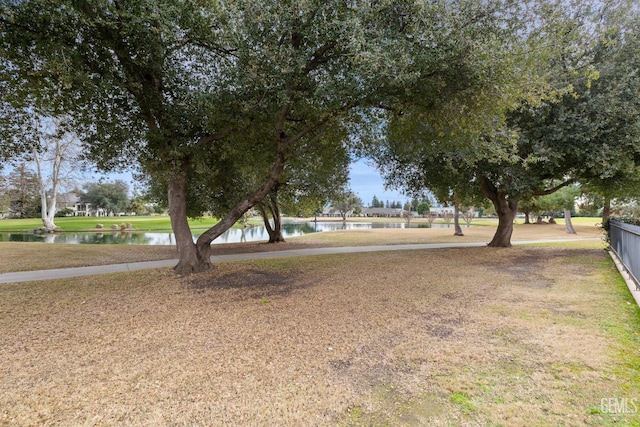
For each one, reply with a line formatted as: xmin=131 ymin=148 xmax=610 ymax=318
xmin=188 ymin=268 xmax=317 ymax=299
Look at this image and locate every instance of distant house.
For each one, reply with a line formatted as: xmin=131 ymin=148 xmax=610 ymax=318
xmin=74 ymin=201 xmax=95 ymax=216
xmin=361 ymin=207 xmax=406 ymax=218
xmin=53 ymin=192 xmax=93 ymax=216
xmin=429 ymin=207 xmax=455 ymax=217
xmin=54 ymin=192 xmax=102 ymax=216
xmin=322 ymin=207 xmax=351 ymax=217
xmin=56 ymin=192 xmax=80 ymax=213
xmin=0 ymin=208 xmax=16 ymax=219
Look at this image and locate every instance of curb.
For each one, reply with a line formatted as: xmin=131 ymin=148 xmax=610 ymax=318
xmin=608 ymin=250 xmax=640 ymax=307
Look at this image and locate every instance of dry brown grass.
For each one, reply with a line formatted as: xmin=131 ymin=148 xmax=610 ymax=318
xmin=0 ymin=243 xmax=178 ymax=273
xmin=295 ymin=221 xmax=602 ymax=247
xmin=0 ymin=238 xmax=638 ymax=426
xmin=0 ymin=221 xmax=603 ymax=273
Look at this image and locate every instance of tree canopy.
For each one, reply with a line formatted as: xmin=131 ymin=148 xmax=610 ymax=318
xmin=369 ymin=1 xmax=640 ymax=246
xmin=81 ymin=180 xmax=130 ymax=216
xmin=331 ymin=190 xmax=362 ymax=221
xmin=5 ymin=0 xmax=637 ymax=270
xmin=2 ymin=0 xmax=540 ymax=273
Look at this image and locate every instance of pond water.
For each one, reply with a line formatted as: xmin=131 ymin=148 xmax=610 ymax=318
xmin=0 ymin=221 xmax=453 ymax=245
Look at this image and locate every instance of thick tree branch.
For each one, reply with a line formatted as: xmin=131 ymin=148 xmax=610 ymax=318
xmin=195 ymin=127 xmax=238 ymax=147
xmin=532 ymin=178 xmax=577 ymax=196
xmin=303 ymin=42 xmax=338 ymax=73
xmin=479 ymin=176 xmax=498 ymax=202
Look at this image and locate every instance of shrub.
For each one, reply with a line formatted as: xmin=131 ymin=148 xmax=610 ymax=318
xmin=55 ymin=208 xmax=75 ymax=217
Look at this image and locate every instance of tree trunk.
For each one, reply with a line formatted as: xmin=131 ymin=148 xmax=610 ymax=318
xmin=488 ymin=202 xmax=518 ymax=247
xmin=602 ymin=195 xmax=611 ymax=224
xmin=524 ymin=212 xmax=530 ymax=224
xmin=268 ymin=191 xmax=285 ymax=242
xmin=168 ymin=175 xmax=207 ymax=275
xmin=195 ymin=191 xmax=274 ymax=261
xmin=564 ymin=208 xmax=576 ymax=234
xmin=43 ymin=170 xmax=59 ymax=230
xmin=480 ymin=177 xmax=518 ymax=247
xmin=42 ymin=199 xmax=57 ymax=230
xmin=453 ymin=204 xmax=464 ymax=236
xmin=258 ymin=192 xmax=285 ymax=243
xmin=34 ymin=148 xmax=57 ymax=231
xmin=194 ymin=150 xmax=287 ymax=267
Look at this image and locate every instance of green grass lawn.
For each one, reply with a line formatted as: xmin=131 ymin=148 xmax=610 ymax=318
xmin=0 ymin=215 xmax=223 ymax=232
xmin=0 ymin=214 xmax=432 ymax=232
xmin=0 ymin=214 xmax=601 ymax=233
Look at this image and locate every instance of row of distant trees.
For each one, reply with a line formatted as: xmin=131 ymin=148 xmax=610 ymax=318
xmin=370 ymin=185 xmax=625 ymax=223
xmin=368 ymin=197 xmax=436 ymax=216
xmin=369 ymin=196 xmax=409 ymax=210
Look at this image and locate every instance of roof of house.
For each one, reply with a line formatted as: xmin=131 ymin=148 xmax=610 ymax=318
xmin=361 ymin=208 xmax=405 ymax=215
xmin=56 ymin=192 xmax=80 ymax=204
xmin=322 ymin=207 xmax=346 ymax=215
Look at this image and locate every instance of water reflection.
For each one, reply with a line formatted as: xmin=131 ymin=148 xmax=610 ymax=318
xmin=0 ymin=221 xmax=450 ymax=245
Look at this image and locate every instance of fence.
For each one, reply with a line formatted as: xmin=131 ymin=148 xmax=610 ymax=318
xmin=609 ymin=220 xmax=640 ymax=291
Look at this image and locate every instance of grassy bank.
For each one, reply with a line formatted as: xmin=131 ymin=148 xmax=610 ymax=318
xmin=0 ymin=215 xmax=223 ymax=232
xmin=0 ymin=238 xmax=637 ymax=426
xmin=0 ymin=214 xmax=602 ymax=232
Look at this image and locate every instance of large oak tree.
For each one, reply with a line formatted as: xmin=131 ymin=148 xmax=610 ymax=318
xmin=371 ymin=1 xmax=640 ymax=247
xmin=2 ymin=0 xmax=548 ymax=272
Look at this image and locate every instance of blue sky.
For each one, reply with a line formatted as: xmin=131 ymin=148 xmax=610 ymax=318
xmin=349 ymin=159 xmax=408 ymax=206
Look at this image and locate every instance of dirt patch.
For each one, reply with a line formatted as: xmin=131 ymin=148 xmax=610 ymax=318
xmin=190 ymin=267 xmax=296 ymax=290
xmin=499 ymin=247 xmax=602 ymax=288
xmin=188 ymin=266 xmax=317 ymax=299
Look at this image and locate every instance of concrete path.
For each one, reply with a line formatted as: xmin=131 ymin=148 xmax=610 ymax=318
xmin=0 ymin=238 xmax=598 ymax=284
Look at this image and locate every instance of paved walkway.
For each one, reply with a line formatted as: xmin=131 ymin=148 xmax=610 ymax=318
xmin=0 ymin=239 xmax=599 ymax=284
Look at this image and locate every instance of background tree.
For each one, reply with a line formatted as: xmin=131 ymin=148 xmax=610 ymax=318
xmin=365 ymin=0 xmax=557 ymax=245
xmin=461 ymin=206 xmax=476 ymax=228
xmin=126 ymin=195 xmax=153 ymax=216
xmin=29 ymin=116 xmax=82 ymax=230
xmin=257 ymin=130 xmax=351 ymax=243
xmin=535 ymin=184 xmax=581 ymax=233
xmin=416 ymin=201 xmax=431 ymax=217
xmin=81 ymin=181 xmax=130 ymax=217
xmin=575 ymin=192 xmax=603 ymax=217
xmin=331 ymin=191 xmax=362 ymax=221
xmin=377 ymin=146 xmax=486 ymax=237
xmin=370 ymin=195 xmax=382 ymax=208
xmin=256 ymin=188 xmax=286 ymax=243
xmin=3 ymin=164 xmax=40 ymax=218
xmin=402 ymin=200 xmax=413 ymax=225
xmin=0 ymin=175 xmax=10 ymax=216
xmin=372 ymin=1 xmax=640 ymax=247
xmin=518 ymin=195 xmax=541 ymax=224
xmin=581 ymin=166 xmax=640 ymax=223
